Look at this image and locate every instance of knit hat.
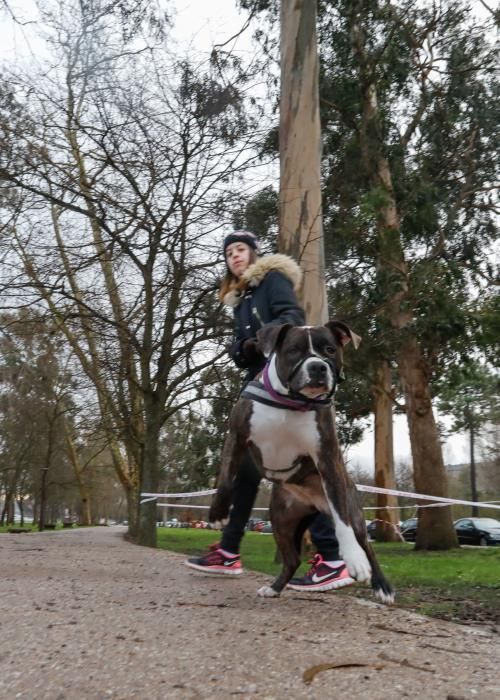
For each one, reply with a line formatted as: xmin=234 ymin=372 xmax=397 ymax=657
xmin=223 ymin=230 xmax=261 ymax=257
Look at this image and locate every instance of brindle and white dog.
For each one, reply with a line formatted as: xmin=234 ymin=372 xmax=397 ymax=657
xmin=209 ymin=321 xmax=394 ymax=604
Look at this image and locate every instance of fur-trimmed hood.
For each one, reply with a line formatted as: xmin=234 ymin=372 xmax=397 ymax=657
xmin=223 ymin=254 xmax=303 ymax=307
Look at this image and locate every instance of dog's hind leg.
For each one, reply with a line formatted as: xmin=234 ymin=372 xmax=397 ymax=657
xmin=209 ymin=399 xmax=254 ymax=527
xmin=257 ymin=486 xmax=316 ymax=598
xmin=209 ymin=435 xmax=246 ymax=527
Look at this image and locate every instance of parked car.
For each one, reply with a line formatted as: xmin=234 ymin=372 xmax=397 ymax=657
xmin=366 ymin=520 xmax=377 ymax=540
xmin=163 ymin=519 xmax=179 ymax=528
xmin=193 ymin=520 xmax=211 ymax=529
xmin=366 ymin=519 xmax=407 ymax=541
xmin=400 ymin=517 xmax=418 ymax=542
xmin=261 ymin=521 xmax=273 ymax=534
xmin=246 ymin=518 xmax=266 ymax=532
xmin=454 ymin=518 xmax=500 ymax=546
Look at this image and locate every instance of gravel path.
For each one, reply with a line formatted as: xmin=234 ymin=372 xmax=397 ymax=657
xmin=1 ymin=526 xmax=499 ymax=700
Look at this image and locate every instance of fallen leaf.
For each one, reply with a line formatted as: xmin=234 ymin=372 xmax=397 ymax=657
xmin=303 ymin=660 xmax=384 ymax=684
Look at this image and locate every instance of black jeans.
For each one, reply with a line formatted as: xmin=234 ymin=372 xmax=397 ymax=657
xmin=219 ymin=449 xmax=340 ymax=560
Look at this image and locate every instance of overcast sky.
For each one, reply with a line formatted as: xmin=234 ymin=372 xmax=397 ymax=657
xmin=0 ymin=0 xmax=476 ymax=469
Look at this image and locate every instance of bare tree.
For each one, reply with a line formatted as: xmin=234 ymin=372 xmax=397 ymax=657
xmin=0 ymin=0 xmax=267 ymax=545
xmin=0 ymin=311 xmax=75 ymax=526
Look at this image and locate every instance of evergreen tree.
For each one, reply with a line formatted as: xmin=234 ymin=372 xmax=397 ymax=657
xmin=237 ymin=0 xmax=498 ymax=548
xmin=438 ymin=362 xmax=500 ymax=514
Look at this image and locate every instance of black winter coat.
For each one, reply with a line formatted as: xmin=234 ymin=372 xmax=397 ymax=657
xmin=224 ymin=255 xmax=305 ymax=381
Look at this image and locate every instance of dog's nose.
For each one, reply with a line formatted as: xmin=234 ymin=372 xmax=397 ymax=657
xmin=307 ymin=361 xmax=328 ymax=383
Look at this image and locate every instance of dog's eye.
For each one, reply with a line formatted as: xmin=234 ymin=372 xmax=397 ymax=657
xmin=286 ymin=345 xmax=300 ymax=354
xmin=324 ymin=345 xmax=336 ymax=354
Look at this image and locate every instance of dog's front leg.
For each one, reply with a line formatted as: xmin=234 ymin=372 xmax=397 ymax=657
xmin=316 ymin=464 xmax=395 ymax=602
xmin=346 ymin=485 xmax=395 ymax=602
xmin=311 ymin=411 xmax=371 ymax=582
xmin=312 ymin=422 xmax=373 ymax=586
xmin=316 ymin=461 xmax=372 ymax=584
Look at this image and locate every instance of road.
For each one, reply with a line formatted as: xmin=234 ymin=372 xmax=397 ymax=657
xmin=2 ymin=526 xmax=499 ymax=699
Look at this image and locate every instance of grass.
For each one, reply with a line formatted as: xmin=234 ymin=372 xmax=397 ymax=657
xmin=0 ymin=524 xmax=37 ymax=533
xmin=157 ymin=528 xmax=500 ymax=625
xmin=0 ymin=522 xmax=76 ymax=533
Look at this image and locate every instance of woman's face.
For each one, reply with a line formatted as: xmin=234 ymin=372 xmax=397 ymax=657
xmin=225 ymin=242 xmax=253 ymax=278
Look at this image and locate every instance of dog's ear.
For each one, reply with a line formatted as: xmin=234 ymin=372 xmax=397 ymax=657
xmin=257 ymin=324 xmax=292 ymax=358
xmin=325 ymin=321 xmax=361 ymax=349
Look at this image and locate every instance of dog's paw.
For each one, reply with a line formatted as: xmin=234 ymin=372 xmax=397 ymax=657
xmin=374 ymin=588 xmax=395 ymax=605
xmin=343 ymin=546 xmax=372 ymax=583
xmin=257 ymin=585 xmax=280 ymax=598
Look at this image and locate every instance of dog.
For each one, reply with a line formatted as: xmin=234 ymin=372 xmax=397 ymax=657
xmin=209 ymin=321 xmax=394 ymax=604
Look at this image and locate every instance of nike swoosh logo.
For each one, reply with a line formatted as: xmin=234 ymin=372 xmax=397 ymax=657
xmin=311 ymin=572 xmax=336 ymax=583
xmin=224 ymin=560 xmax=238 ymax=566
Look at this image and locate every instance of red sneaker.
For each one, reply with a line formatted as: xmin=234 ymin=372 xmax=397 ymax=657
xmin=287 ymin=554 xmax=354 ymax=591
xmin=184 ymin=547 xmax=242 ymax=575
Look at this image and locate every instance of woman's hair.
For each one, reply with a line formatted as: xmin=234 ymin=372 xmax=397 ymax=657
xmin=219 ymin=247 xmax=259 ymax=301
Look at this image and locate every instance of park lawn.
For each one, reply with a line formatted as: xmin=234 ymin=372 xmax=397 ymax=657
xmin=0 ymin=523 xmax=69 ymax=533
xmin=0 ymin=524 xmax=37 ymax=533
xmin=157 ymin=528 xmax=500 ymax=625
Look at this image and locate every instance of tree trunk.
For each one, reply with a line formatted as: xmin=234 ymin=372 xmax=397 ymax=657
xmin=79 ymin=492 xmax=92 ymax=526
xmin=17 ymin=497 xmax=25 ymax=527
xmin=398 ymin=338 xmax=458 ymax=549
xmin=1 ymin=494 xmax=10 ymax=525
xmin=137 ymin=408 xmax=162 ymax=547
xmin=64 ymin=425 xmax=92 ymax=526
xmin=279 ymin=0 xmax=328 ymax=325
xmin=7 ymin=499 xmax=15 ymax=525
xmin=468 ymin=417 xmax=478 ymax=517
xmin=373 ymin=361 xmax=400 ymax=541
xmin=38 ymin=467 xmax=49 ymax=531
xmin=350 ymin=23 xmax=459 ymax=548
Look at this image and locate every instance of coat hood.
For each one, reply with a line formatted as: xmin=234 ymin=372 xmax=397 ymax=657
xmin=223 ymin=254 xmax=303 ymax=307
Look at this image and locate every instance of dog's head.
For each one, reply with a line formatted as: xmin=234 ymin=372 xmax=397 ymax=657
xmin=257 ymin=321 xmax=360 ymax=398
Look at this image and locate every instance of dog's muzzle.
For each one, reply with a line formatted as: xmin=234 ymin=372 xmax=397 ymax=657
xmin=303 ymin=358 xmax=332 ymax=386
xmin=286 ymin=355 xmax=339 ymax=401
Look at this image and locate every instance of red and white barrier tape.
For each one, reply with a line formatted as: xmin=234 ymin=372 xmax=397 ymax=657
xmin=141 ymin=485 xmax=500 ymax=510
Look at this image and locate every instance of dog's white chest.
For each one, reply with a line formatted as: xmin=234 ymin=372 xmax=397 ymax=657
xmin=249 ymin=404 xmax=320 ymax=473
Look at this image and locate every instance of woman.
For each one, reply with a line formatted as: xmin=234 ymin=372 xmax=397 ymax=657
xmin=185 ymin=231 xmax=354 ymax=592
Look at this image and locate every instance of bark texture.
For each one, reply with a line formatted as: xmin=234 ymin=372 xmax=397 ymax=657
xmin=352 ymin=17 xmax=458 ymax=549
xmin=373 ymin=361 xmax=400 ymax=541
xmin=397 ymin=339 xmax=458 ymax=549
xmin=64 ymin=422 xmax=92 ymax=526
xmin=279 ymin=0 xmax=327 ymax=325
